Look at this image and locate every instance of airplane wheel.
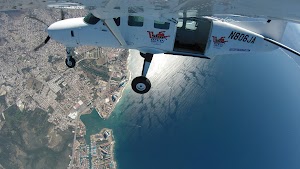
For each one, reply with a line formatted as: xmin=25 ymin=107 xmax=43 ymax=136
xmin=65 ymin=57 xmax=76 ymax=68
xmin=131 ymin=76 xmax=151 ymax=94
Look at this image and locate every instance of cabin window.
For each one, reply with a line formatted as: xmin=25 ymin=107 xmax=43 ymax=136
xmin=71 ymin=30 xmax=74 ymax=37
xmin=185 ymin=20 xmax=197 ymax=30
xmin=83 ymin=13 xmax=100 ymax=25
xmin=176 ymin=19 xmax=183 ymax=28
xmin=114 ymin=17 xmax=120 ymax=26
xmin=128 ymin=16 xmax=144 ymax=27
xmin=154 ymin=21 xmax=170 ymax=30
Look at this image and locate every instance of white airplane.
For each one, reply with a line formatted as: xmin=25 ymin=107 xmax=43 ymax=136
xmin=2 ymin=0 xmax=300 ymax=94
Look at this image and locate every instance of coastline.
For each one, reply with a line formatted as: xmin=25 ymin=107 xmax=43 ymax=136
xmin=98 ymin=49 xmax=132 ymax=120
xmin=76 ymin=49 xmax=132 ymax=120
xmin=99 ymin=50 xmax=134 ymax=168
xmin=71 ymin=49 xmax=133 ymax=168
xmin=104 ymin=51 xmax=133 ymax=169
xmin=90 ymin=128 xmax=117 ymax=169
xmin=110 ymin=58 xmax=132 ymax=114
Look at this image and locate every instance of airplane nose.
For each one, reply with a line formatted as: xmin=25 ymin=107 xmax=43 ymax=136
xmin=48 ymin=18 xmax=87 ymax=34
xmin=47 ymin=23 xmax=58 ymax=39
xmin=47 ymin=20 xmax=65 ymax=37
xmin=48 ymin=20 xmax=67 ymax=31
xmin=47 ymin=17 xmax=87 ymax=45
xmin=47 ymin=20 xmax=74 ymax=43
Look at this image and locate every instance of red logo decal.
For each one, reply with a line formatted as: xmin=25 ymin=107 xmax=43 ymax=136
xmin=212 ymin=36 xmax=228 ymax=47
xmin=147 ymin=31 xmax=170 ymax=44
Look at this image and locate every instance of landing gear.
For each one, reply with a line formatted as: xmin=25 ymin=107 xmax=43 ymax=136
xmin=131 ymin=76 xmax=151 ymax=94
xmin=131 ymin=53 xmax=153 ymax=94
xmin=65 ymin=47 xmax=76 ymax=68
xmin=65 ymin=57 xmax=76 ymax=68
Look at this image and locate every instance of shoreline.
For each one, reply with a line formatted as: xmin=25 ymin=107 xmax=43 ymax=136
xmin=72 ymin=49 xmax=133 ymax=168
xmin=90 ymin=128 xmax=117 ymax=169
xmin=76 ymin=49 xmax=132 ymax=119
xmin=98 ymin=49 xmax=132 ymax=120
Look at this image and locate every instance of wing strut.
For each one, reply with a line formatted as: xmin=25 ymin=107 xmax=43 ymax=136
xmin=104 ymin=19 xmax=127 ymax=47
xmin=264 ymin=37 xmax=300 ymax=57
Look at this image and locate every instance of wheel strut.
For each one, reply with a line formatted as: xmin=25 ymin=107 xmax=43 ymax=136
xmin=140 ymin=53 xmax=153 ymax=77
xmin=65 ymin=47 xmax=76 ymax=68
xmin=131 ymin=52 xmax=153 ymax=94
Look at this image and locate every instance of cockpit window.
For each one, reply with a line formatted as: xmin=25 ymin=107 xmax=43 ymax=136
xmin=154 ymin=20 xmax=170 ymax=30
xmin=128 ymin=16 xmax=144 ymax=27
xmin=84 ymin=13 xmax=100 ymax=25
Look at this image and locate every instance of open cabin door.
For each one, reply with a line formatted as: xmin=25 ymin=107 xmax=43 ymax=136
xmin=173 ymin=17 xmax=211 ymax=56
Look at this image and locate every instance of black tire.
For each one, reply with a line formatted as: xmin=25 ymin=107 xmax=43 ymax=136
xmin=65 ymin=57 xmax=76 ymax=68
xmin=131 ymin=76 xmax=151 ymax=94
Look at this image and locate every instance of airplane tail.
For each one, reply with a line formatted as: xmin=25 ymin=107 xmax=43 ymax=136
xmin=254 ymin=19 xmax=287 ymax=42
xmin=226 ymin=18 xmax=300 ymax=57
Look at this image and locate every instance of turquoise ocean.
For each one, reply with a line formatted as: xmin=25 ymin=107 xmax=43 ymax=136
xmin=81 ymin=24 xmax=300 ymax=169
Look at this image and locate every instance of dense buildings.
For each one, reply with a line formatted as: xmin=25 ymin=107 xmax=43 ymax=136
xmin=0 ymin=9 xmax=128 ymax=168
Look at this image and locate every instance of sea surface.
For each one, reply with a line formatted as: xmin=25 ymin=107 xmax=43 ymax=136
xmin=81 ymin=24 xmax=300 ymax=169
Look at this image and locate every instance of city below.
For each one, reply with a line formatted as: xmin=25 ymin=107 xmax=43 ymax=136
xmin=0 ymin=9 xmax=129 ymax=169
xmin=71 ymin=128 xmax=117 ymax=169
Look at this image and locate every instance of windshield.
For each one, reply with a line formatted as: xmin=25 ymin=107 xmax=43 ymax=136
xmin=83 ymin=13 xmax=100 ymax=25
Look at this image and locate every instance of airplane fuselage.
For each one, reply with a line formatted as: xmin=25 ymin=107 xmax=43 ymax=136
xmin=48 ymin=14 xmax=281 ymax=59
xmin=48 ymin=15 xmax=177 ymax=54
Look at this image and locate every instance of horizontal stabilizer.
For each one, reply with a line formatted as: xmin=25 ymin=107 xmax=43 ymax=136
xmin=220 ymin=17 xmax=287 ymax=42
xmin=264 ymin=37 xmax=300 ymax=57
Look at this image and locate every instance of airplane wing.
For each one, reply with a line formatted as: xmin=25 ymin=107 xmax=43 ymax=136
xmin=1 ymin=0 xmax=300 ymax=23
xmin=0 ymin=0 xmax=84 ymax=11
xmin=189 ymin=0 xmax=300 ymax=23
